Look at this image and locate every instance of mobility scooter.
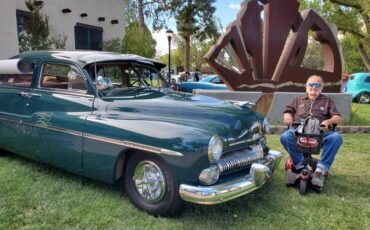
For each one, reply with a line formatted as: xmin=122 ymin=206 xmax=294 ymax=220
xmin=285 ymin=116 xmax=336 ymax=194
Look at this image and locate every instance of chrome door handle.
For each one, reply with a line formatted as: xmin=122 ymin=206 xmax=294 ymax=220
xmin=18 ymin=92 xmax=41 ymax=98
xmin=30 ymin=93 xmax=41 ymax=98
xmin=19 ymin=92 xmax=31 ymax=98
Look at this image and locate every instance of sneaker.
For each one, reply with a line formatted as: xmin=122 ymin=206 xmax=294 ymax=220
xmin=311 ymin=171 xmax=325 ymax=187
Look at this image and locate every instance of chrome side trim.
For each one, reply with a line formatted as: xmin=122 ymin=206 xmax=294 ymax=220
xmin=0 ymin=115 xmax=183 ymax=157
xmin=0 ymin=116 xmax=82 ymax=137
xmin=32 ymin=88 xmax=94 ymax=98
xmin=179 ymin=150 xmax=282 ymax=204
xmin=83 ymin=133 xmax=184 ymax=157
xmin=0 ymin=116 xmax=19 ymax=123
xmin=29 ymin=122 xmax=82 ymax=137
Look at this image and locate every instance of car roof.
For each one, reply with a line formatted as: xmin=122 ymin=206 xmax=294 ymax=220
xmin=349 ymin=72 xmax=370 ymax=80
xmin=350 ymin=72 xmax=370 ymax=77
xmin=11 ymin=50 xmax=166 ymax=70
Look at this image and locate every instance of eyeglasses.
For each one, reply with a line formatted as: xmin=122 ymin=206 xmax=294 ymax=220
xmin=307 ymin=83 xmax=322 ymax=88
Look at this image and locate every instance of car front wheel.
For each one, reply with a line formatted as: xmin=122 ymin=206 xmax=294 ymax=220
xmin=356 ymin=92 xmax=370 ymax=104
xmin=124 ymin=153 xmax=183 ymax=216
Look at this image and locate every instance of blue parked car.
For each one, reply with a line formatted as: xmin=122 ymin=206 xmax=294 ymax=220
xmin=179 ymin=75 xmax=228 ymax=93
xmin=345 ymin=72 xmax=370 ymax=104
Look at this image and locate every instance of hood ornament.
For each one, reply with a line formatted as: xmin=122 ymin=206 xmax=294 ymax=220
xmin=226 ymin=100 xmax=255 ymax=107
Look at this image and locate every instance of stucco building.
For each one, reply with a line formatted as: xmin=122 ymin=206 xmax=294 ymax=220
xmin=0 ymin=0 xmax=127 ymax=59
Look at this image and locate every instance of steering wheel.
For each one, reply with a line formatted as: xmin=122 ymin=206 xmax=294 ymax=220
xmin=131 ymin=79 xmax=141 ymax=87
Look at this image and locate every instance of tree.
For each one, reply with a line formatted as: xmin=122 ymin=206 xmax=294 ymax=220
xmin=300 ymin=0 xmax=370 ymax=71
xmin=19 ymin=0 xmax=67 ymax=52
xmin=103 ymin=19 xmax=156 ymax=58
xmin=302 ymin=38 xmax=324 ymax=70
xmin=190 ymin=38 xmax=217 ymax=71
xmin=21 ymin=0 xmax=51 ymax=51
xmin=160 ymin=48 xmax=184 ymax=72
xmin=103 ymin=38 xmax=124 ymax=53
xmin=49 ymin=29 xmax=67 ymax=49
xmin=341 ymin=35 xmax=368 ymax=72
xmin=168 ymin=0 xmax=219 ymax=71
xmin=126 ymin=0 xmax=169 ymax=30
xmin=123 ymin=21 xmax=157 ymax=58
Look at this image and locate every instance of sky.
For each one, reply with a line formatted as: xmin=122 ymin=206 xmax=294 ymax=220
xmin=153 ymin=0 xmax=243 ymax=56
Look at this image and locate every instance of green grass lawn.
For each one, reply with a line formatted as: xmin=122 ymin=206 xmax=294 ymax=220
xmin=0 ymin=134 xmax=369 ymax=229
xmin=347 ymin=103 xmax=370 ymax=125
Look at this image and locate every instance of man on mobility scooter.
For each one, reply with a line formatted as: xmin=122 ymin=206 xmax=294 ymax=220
xmin=280 ymin=75 xmax=343 ymax=192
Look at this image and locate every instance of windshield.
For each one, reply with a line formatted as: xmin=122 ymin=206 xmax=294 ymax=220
xmin=200 ymin=75 xmax=222 ymax=83
xmin=200 ymin=76 xmax=215 ymax=82
xmin=86 ymin=62 xmax=168 ymax=96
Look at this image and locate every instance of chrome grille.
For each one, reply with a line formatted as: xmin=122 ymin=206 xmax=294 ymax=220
xmin=217 ymin=148 xmax=262 ymax=173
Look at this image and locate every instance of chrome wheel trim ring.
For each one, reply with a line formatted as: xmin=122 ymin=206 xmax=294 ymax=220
xmin=359 ymin=93 xmax=370 ymax=104
xmin=133 ymin=160 xmax=166 ymax=203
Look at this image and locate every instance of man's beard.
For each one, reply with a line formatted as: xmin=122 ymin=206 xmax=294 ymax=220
xmin=309 ymin=90 xmax=321 ymax=97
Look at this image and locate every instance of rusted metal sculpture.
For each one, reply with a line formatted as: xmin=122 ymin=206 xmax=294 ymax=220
xmin=205 ymin=0 xmax=343 ymax=93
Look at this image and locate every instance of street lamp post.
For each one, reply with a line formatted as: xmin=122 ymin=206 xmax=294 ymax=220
xmin=166 ymin=29 xmax=173 ymax=84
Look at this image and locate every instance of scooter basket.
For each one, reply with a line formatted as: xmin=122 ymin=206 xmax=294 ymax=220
xmin=294 ymin=133 xmax=323 ymax=154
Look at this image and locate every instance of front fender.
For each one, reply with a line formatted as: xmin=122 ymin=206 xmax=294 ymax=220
xmin=82 ymin=113 xmax=214 ymax=184
xmin=351 ymin=89 xmax=370 ymax=99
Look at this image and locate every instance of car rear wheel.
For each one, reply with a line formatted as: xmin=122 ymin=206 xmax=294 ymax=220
xmin=356 ymin=92 xmax=370 ymax=104
xmin=124 ymin=153 xmax=183 ymax=216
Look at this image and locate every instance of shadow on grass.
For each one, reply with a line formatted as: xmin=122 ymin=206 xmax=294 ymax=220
xmin=0 ymin=152 xmax=124 ymax=196
xmin=1 ymin=146 xmax=368 ymax=228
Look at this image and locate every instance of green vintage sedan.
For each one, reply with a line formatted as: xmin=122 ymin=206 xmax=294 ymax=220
xmin=0 ymin=51 xmax=281 ymax=216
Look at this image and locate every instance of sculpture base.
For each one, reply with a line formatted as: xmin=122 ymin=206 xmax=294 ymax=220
xmin=194 ymin=90 xmax=352 ymax=124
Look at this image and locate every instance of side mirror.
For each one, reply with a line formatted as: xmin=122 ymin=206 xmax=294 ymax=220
xmin=67 ymin=69 xmax=77 ymax=81
xmin=96 ymin=76 xmax=108 ymax=90
xmin=96 ymin=76 xmax=113 ymax=90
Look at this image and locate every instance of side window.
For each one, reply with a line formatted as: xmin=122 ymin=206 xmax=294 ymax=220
xmin=365 ymin=76 xmax=370 ymax=83
xmin=41 ymin=63 xmax=87 ymax=92
xmin=130 ymin=67 xmax=164 ymax=88
xmin=128 ymin=67 xmax=140 ymax=87
xmin=97 ymin=66 xmax=124 ymax=86
xmin=0 ymin=74 xmax=32 ymax=88
xmin=211 ymin=77 xmax=222 ymax=84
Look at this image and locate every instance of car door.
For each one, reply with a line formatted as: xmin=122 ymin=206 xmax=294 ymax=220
xmin=0 ymin=61 xmax=35 ymax=155
xmin=364 ymin=75 xmax=370 ymax=91
xmin=23 ymin=61 xmax=94 ymax=173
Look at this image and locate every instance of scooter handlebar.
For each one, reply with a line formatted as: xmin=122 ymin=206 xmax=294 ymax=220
xmin=288 ymin=122 xmax=337 ymax=131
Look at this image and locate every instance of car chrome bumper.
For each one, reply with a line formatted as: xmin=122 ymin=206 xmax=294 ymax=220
xmin=179 ymin=150 xmax=282 ymax=205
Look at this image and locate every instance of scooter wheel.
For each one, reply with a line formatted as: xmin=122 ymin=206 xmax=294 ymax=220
xmin=299 ymin=180 xmax=307 ymax=195
xmin=285 ymin=157 xmax=293 ymax=171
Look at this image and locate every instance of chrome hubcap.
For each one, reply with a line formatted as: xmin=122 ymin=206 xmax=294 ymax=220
xmin=133 ymin=161 xmax=166 ymax=203
xmin=359 ymin=94 xmax=370 ymax=104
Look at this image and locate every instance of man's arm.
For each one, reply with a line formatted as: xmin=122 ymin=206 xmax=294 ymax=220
xmin=321 ymin=115 xmax=342 ymax=128
xmin=283 ymin=97 xmax=297 ymax=126
xmin=283 ymin=112 xmax=293 ymax=126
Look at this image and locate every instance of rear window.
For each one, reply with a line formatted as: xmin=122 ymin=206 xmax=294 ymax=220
xmin=349 ymin=75 xmax=355 ymax=80
xmin=365 ymin=76 xmax=370 ymax=83
xmin=40 ymin=63 xmax=87 ymax=92
xmin=0 ymin=74 xmax=32 ymax=87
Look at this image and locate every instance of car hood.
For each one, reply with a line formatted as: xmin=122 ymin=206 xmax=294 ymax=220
xmin=103 ymin=89 xmax=264 ymax=146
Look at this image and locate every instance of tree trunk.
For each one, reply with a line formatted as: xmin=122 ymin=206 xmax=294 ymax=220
xmin=138 ymin=0 xmax=145 ymax=28
xmin=358 ymin=42 xmax=370 ymax=71
xmin=184 ymin=34 xmax=190 ymax=71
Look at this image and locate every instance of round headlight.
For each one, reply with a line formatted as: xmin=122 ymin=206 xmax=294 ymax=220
xmin=208 ymin=135 xmax=223 ymax=163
